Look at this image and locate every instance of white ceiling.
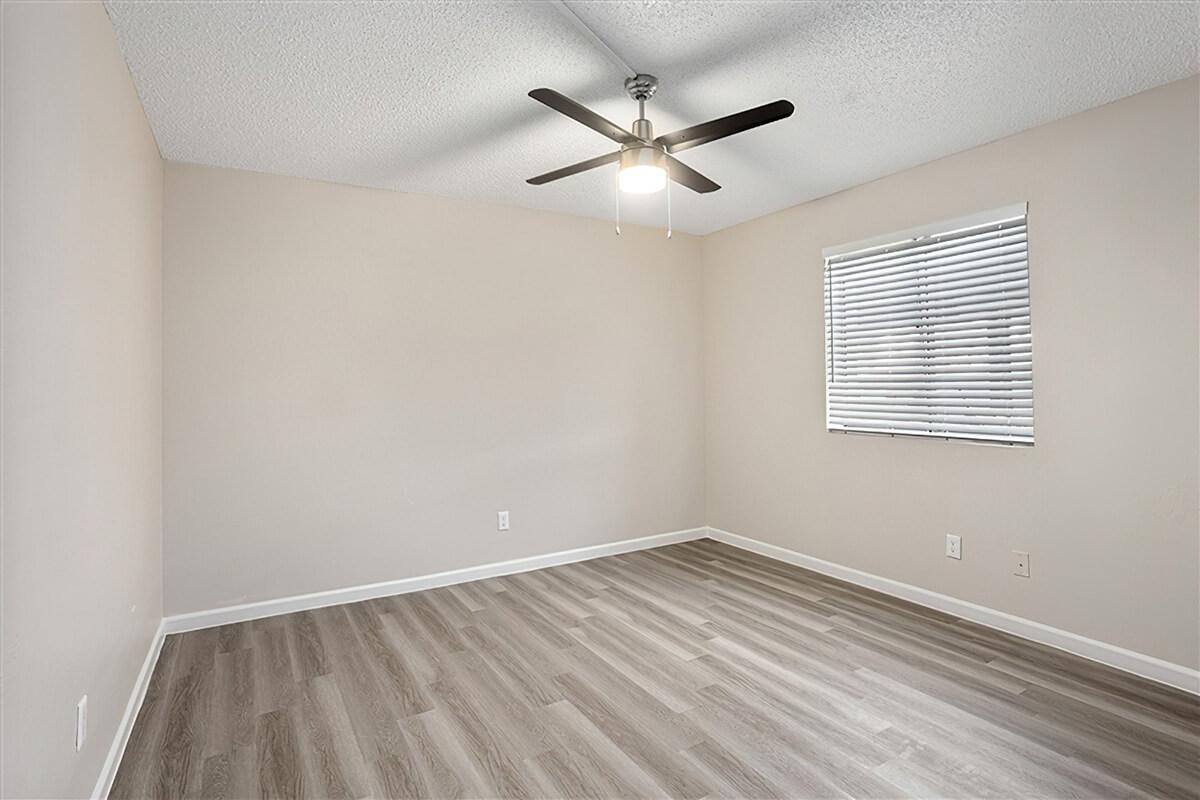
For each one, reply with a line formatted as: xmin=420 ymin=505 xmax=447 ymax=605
xmin=105 ymin=1 xmax=1198 ymax=235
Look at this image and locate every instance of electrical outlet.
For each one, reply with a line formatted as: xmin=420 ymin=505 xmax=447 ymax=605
xmin=75 ymin=695 xmax=87 ymax=752
xmin=1013 ymin=550 xmax=1030 ymax=578
xmin=945 ymin=534 xmax=962 ymax=560
xmin=497 ymin=510 xmax=509 ymax=531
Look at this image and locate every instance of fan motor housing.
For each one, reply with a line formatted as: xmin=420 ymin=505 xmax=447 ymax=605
xmin=624 ymin=74 xmax=659 ymax=102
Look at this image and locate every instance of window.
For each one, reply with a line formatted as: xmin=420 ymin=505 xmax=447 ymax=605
xmin=823 ymin=203 xmax=1033 ymax=445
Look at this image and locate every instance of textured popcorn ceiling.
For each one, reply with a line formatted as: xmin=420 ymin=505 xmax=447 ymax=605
xmin=105 ymin=1 xmax=1198 ymax=235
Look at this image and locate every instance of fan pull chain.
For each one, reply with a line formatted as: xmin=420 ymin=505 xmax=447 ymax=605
xmin=614 ymin=166 xmax=621 ymax=236
xmin=666 ymin=161 xmax=672 ymax=239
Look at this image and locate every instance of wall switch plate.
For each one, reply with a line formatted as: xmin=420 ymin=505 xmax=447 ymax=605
xmin=75 ymin=695 xmax=87 ymax=751
xmin=945 ymin=534 xmax=962 ymax=560
xmin=497 ymin=510 xmax=509 ymax=531
xmin=1013 ymin=550 xmax=1030 ymax=577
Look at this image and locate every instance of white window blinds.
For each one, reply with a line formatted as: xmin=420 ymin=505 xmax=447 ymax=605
xmin=823 ymin=203 xmax=1033 ymax=445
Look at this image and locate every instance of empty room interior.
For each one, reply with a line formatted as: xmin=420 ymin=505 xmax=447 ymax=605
xmin=3 ymin=1 xmax=1200 ymax=798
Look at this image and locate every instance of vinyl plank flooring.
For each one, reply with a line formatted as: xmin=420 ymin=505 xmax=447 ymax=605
xmin=853 ymin=666 xmax=1161 ymax=799
xmin=535 ymin=699 xmax=666 ymax=800
xmin=154 ymin=628 xmax=218 ymax=797
xmin=256 ymin=708 xmax=304 ymax=799
xmin=395 ymin=711 xmax=480 ymax=800
xmin=112 ymin=540 xmax=1200 ymax=799
xmin=252 ymin=625 xmax=298 ymax=716
xmin=679 ymin=737 xmax=784 ymax=800
xmin=440 ymin=649 xmax=558 ymax=761
xmin=428 ymin=675 xmax=536 ymax=799
xmin=460 ymin=624 xmax=564 ymax=708
xmin=570 ymin=615 xmax=712 ymax=710
xmin=294 ymin=675 xmax=372 ymax=799
xmin=370 ymin=746 xmax=428 ymax=799
xmin=553 ymin=670 xmax=710 ymax=800
xmin=206 ymin=647 xmax=254 ymax=758
xmin=286 ymin=610 xmax=330 ymax=682
xmin=108 ymin=634 xmax=183 ymax=798
xmin=695 ymin=682 xmax=900 ymax=798
xmin=199 ymin=752 xmax=231 ymax=798
xmin=317 ymin=608 xmax=411 ymax=764
xmin=525 ymin=747 xmax=615 ymax=800
xmin=683 ymin=685 xmax=859 ymax=799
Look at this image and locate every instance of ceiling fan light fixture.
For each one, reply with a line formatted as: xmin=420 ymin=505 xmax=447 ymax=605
xmin=526 ymin=78 xmax=793 ymax=200
xmin=618 ymin=146 xmax=666 ymax=194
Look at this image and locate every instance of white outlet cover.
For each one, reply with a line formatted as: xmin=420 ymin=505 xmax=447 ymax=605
xmin=945 ymin=534 xmax=962 ymax=560
xmin=1013 ymin=550 xmax=1031 ymax=577
xmin=75 ymin=695 xmax=87 ymax=751
xmin=497 ymin=510 xmax=509 ymax=531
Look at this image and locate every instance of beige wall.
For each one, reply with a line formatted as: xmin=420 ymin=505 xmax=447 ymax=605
xmin=162 ymin=163 xmax=705 ymax=615
xmin=1 ymin=3 xmax=164 ymax=797
xmin=703 ymin=76 xmax=1200 ymax=670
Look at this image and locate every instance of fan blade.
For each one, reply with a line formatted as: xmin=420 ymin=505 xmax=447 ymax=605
xmin=665 ymin=154 xmax=720 ymax=194
xmin=655 ymin=99 xmax=794 ymax=154
xmin=529 ymin=88 xmax=641 ymax=145
xmin=527 ymin=150 xmax=621 ymax=185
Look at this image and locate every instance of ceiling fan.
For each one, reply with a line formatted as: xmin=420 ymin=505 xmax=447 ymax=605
xmin=526 ymin=73 xmax=794 ymax=196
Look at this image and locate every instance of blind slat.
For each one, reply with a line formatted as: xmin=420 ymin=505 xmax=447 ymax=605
xmin=835 ymin=352 xmax=1033 ymax=368
xmin=832 ymin=241 xmax=1028 ymax=287
xmin=829 ymin=220 xmax=1026 ymax=272
xmin=833 ymin=261 xmax=1029 ymax=302
xmin=829 ymin=399 xmax=1032 ymax=411
xmin=828 ymin=388 xmax=1033 ymax=399
xmin=825 ymin=205 xmax=1033 ymax=445
xmin=834 ymin=290 xmax=1029 ymax=323
xmin=838 ymin=302 xmax=1030 ymax=332
xmin=832 ymin=266 xmax=1029 ymax=305
xmin=839 ymin=330 xmax=1030 ymax=350
xmin=832 ymin=314 xmax=1031 ymax=339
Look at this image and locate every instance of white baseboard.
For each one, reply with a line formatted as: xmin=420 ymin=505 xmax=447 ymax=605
xmin=91 ymin=619 xmax=167 ymax=799
xmin=706 ymin=527 xmax=1200 ymax=696
xmin=163 ymin=526 xmax=708 ymax=635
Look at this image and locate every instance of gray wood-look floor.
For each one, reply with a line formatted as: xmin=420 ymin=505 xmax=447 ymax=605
xmin=111 ymin=539 xmax=1200 ymax=799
